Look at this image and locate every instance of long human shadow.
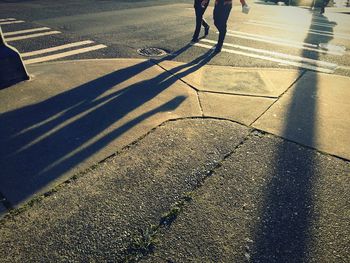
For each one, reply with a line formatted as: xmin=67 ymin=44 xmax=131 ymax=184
xmin=0 ymin=45 xmax=216 ymax=206
xmin=251 ymin=12 xmax=334 ymax=262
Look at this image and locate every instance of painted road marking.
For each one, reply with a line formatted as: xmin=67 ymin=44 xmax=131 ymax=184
xmin=258 ymin=17 xmax=338 ymax=29
xmin=229 ymin=30 xmax=318 ymax=48
xmin=225 ymin=30 xmax=344 ymax=56
xmin=245 ymin=20 xmax=350 ymax=40
xmin=201 ymin=39 xmax=337 ymax=69
xmin=0 ymin=20 xmax=24 ymax=25
xmin=6 ymin=31 xmax=61 ymax=41
xmin=3 ymin=27 xmax=51 ymax=36
xmin=260 ymin=15 xmax=339 ymax=25
xmin=24 ymin=44 xmax=107 ymax=64
xmin=21 ymin=40 xmax=95 ymax=58
xmin=194 ymin=41 xmax=335 ymax=74
xmin=0 ymin=18 xmax=16 ymax=22
xmin=338 ymin=65 xmax=350 ymax=71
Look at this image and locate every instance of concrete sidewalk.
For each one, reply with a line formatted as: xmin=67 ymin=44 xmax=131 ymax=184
xmin=0 ymin=58 xmax=349 ymax=262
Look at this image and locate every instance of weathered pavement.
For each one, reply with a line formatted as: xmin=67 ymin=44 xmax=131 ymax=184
xmin=0 ymin=57 xmax=349 ymax=262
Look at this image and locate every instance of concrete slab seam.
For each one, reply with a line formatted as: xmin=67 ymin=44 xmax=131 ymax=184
xmin=251 ymin=126 xmax=350 ymax=163
xmin=150 ymin=59 xmax=199 ymax=92
xmin=117 ymin=127 xmax=350 ymax=261
xmin=196 ymin=90 xmax=204 ymax=117
xmin=2 ymin=115 xmax=346 ymax=223
xmin=118 ymin=127 xmax=257 ymax=262
xmin=150 ymin=60 xmax=292 ymax=99
xmin=249 ymin=69 xmax=307 ymax=126
xmin=197 ymin=89 xmax=278 ymax=99
xmin=149 ymin=59 xmax=204 ymax=115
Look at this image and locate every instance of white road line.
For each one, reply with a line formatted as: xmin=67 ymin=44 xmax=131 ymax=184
xmin=0 ymin=18 xmax=16 ymax=22
xmin=307 ymin=22 xmax=337 ymax=29
xmin=260 ymin=15 xmax=337 ymax=25
xmin=201 ymin=39 xmax=337 ymax=69
xmin=21 ymin=40 xmax=95 ymax=58
xmin=229 ymin=30 xmax=318 ymax=48
xmin=6 ymin=31 xmax=61 ymax=41
xmin=225 ymin=30 xmax=344 ymax=56
xmin=3 ymin=27 xmax=51 ymax=36
xmin=24 ymin=44 xmax=107 ymax=65
xmin=245 ymin=21 xmax=350 ymax=40
xmin=0 ymin=20 xmax=24 ymax=25
xmin=337 ymin=65 xmax=350 ymax=71
xmin=194 ymin=42 xmax=334 ymax=73
xmin=249 ymin=19 xmax=336 ymax=29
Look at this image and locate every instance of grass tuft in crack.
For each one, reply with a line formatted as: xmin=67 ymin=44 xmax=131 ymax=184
xmin=120 ymin=193 xmax=193 ymax=262
xmin=159 ymin=194 xmax=192 ymax=227
xmin=124 ymin=226 xmax=159 ymax=262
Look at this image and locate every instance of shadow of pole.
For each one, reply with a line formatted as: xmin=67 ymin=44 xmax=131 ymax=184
xmin=0 ymin=44 xmax=216 ymax=206
xmin=251 ymin=12 xmax=334 ymax=262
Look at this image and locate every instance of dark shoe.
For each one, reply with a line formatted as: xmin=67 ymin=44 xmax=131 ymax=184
xmin=191 ymin=37 xmax=199 ymax=43
xmin=204 ymin=25 xmax=210 ymax=36
xmin=215 ymin=44 xmax=222 ymax=53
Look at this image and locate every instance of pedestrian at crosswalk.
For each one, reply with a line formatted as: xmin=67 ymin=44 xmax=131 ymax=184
xmin=192 ymin=0 xmax=211 ymax=42
xmin=213 ymin=0 xmax=232 ymax=52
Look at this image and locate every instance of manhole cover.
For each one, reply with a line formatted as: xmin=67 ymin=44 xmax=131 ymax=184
xmin=137 ymin=47 xmax=167 ymax=57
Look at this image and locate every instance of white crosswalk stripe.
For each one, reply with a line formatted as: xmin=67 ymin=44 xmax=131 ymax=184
xmin=225 ymin=30 xmax=344 ymax=56
xmin=221 ymin=15 xmax=349 ymax=73
xmin=6 ymin=31 xmax=61 ymax=42
xmin=195 ymin=40 xmax=336 ymax=74
xmin=245 ymin=20 xmax=350 ymax=40
xmin=21 ymin=40 xmax=95 ymax=58
xmin=252 ymin=18 xmax=337 ymax=29
xmin=0 ymin=20 xmax=24 ymax=25
xmin=0 ymin=18 xmax=16 ymax=22
xmin=3 ymin=27 xmax=51 ymax=36
xmin=0 ymin=18 xmax=108 ymax=64
xmin=24 ymin=44 xmax=107 ymax=65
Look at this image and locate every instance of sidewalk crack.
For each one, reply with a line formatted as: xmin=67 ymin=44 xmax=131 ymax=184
xmin=119 ymin=128 xmax=259 ymax=262
xmin=249 ymin=69 xmax=307 ymax=126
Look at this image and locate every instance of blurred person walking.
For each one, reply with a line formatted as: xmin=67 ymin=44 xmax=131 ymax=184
xmin=192 ymin=0 xmax=210 ymax=42
xmin=213 ymin=0 xmax=232 ymax=52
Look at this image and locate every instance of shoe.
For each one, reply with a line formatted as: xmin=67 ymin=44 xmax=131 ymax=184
xmin=215 ymin=44 xmax=222 ymax=53
xmin=204 ymin=25 xmax=210 ymax=36
xmin=191 ymin=37 xmax=199 ymax=43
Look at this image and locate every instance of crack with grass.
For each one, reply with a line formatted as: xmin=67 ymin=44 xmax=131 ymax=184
xmin=119 ymin=129 xmax=262 ymax=262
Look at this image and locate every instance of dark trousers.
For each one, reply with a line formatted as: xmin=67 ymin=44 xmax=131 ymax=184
xmin=213 ymin=2 xmax=232 ymax=47
xmin=193 ymin=3 xmax=209 ymax=39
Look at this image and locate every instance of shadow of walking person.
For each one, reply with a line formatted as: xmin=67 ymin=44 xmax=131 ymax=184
xmin=0 ymin=45 xmax=216 ymax=206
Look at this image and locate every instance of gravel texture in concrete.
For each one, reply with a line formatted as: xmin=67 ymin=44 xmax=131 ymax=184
xmin=0 ymin=118 xmax=250 ymax=262
xmin=143 ymin=133 xmax=350 ymax=263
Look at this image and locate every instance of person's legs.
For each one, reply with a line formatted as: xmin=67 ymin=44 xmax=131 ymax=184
xmin=193 ymin=1 xmax=210 ymax=41
xmin=193 ymin=6 xmax=204 ymax=41
xmin=214 ymin=2 xmax=232 ymax=52
xmin=202 ymin=18 xmax=210 ymax=36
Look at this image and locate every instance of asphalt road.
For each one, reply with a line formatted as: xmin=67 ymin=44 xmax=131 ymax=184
xmin=1 ymin=0 xmax=350 ymax=75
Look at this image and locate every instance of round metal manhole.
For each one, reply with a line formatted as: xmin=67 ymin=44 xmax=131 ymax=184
xmin=137 ymin=47 xmax=167 ymax=57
